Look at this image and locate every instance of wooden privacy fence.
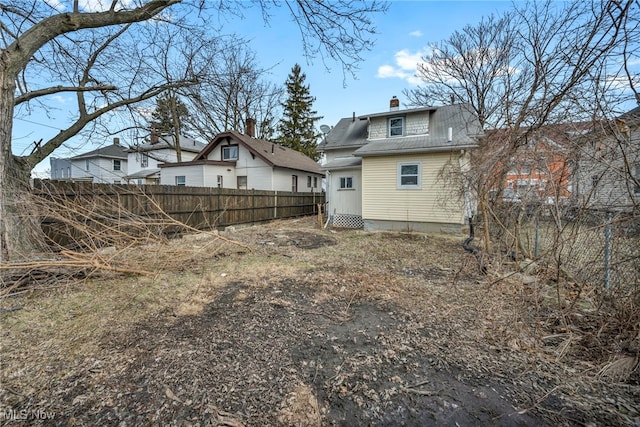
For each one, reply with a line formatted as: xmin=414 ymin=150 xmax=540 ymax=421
xmin=34 ymin=180 xmax=325 ymax=236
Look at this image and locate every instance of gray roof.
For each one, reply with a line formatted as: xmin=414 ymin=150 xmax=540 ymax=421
xmin=129 ymin=134 xmax=205 ymax=154
xmin=125 ymin=168 xmax=161 ymax=179
xmin=71 ymin=143 xmax=128 ymax=160
xmin=318 ymin=117 xmax=369 ymax=151
xmin=321 ymin=157 xmax=362 ymax=170
xmin=354 ymin=104 xmax=482 ymax=157
xmin=319 ymin=104 xmax=482 ymax=158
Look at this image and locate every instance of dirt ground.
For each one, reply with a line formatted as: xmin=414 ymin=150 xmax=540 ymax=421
xmin=1 ymin=217 xmax=638 ymax=426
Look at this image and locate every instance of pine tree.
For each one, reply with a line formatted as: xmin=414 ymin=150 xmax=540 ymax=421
xmin=149 ymin=91 xmax=191 ymax=161
xmin=276 ymin=64 xmax=323 ymax=161
xmin=150 ymin=92 xmax=190 ymax=134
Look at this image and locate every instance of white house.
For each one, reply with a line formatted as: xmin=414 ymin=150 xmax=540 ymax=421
xmin=125 ymin=133 xmax=206 ymax=185
xmin=319 ymin=97 xmax=482 ymax=233
xmin=50 ymin=138 xmax=128 ymax=183
xmin=160 ymin=130 xmax=323 ymax=191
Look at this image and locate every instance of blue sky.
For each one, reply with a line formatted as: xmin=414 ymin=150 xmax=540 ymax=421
xmin=12 ymin=1 xmax=518 ymax=175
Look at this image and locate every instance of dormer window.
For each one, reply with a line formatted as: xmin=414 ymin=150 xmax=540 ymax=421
xmin=222 ymin=145 xmax=238 ymax=161
xmin=389 ymin=117 xmax=404 ymax=137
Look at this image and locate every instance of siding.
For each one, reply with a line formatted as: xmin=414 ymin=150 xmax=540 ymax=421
xmin=368 ymin=111 xmax=430 ymax=139
xmin=328 ymin=168 xmax=362 ymax=216
xmin=574 ymin=129 xmax=640 ymax=211
xmin=361 ymin=153 xmax=465 ymax=225
xmin=160 ymin=164 xmax=204 ymax=187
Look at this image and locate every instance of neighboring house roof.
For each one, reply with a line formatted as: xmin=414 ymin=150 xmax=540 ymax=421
xmin=483 ymin=122 xmax=596 ymax=149
xmin=125 ymin=168 xmax=161 ymax=179
xmin=353 ymin=104 xmax=482 ymax=157
xmin=71 ymin=143 xmax=128 ymax=160
xmin=195 ymin=131 xmax=322 ymax=175
xmin=128 ymin=134 xmax=206 ymax=154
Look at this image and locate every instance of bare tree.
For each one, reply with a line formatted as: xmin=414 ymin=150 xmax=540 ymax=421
xmin=1 ymin=0 xmax=387 ymax=262
xmin=181 ymin=41 xmax=284 ymax=140
xmin=405 ymin=0 xmax=638 ymax=253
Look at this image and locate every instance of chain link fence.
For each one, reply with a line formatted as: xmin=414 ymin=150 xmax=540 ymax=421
xmin=489 ymin=204 xmax=640 ymax=292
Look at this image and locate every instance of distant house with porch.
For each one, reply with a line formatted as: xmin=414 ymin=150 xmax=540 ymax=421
xmin=125 ymin=133 xmax=205 ymax=185
xmin=50 ymin=138 xmax=128 ymax=183
xmin=159 ymin=127 xmax=323 ymax=191
xmin=319 ymin=97 xmax=482 ymax=233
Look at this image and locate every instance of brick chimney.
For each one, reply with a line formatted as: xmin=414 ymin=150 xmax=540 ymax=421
xmin=113 ymin=137 xmax=120 ymax=145
xmin=246 ymin=118 xmax=256 ymax=138
xmin=390 ymin=96 xmax=400 ymax=111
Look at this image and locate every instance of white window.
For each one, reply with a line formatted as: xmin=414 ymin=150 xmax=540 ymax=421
xmin=307 ymin=176 xmax=312 ymax=188
xmin=339 ymin=176 xmax=353 ymax=190
xmin=237 ymin=176 xmax=247 ymax=190
xmin=113 ymin=180 xmax=121 ymax=184
xmin=175 ymin=175 xmax=186 ymax=186
xmin=633 ymin=164 xmax=640 ymax=194
xmin=85 ymin=160 xmax=90 ymax=171
xmin=313 ymin=176 xmax=318 ymax=188
xmin=389 ymin=117 xmax=404 ymax=137
xmin=398 ymin=162 xmax=421 ymax=189
xmin=113 ymin=159 xmax=121 ymax=171
xmin=292 ymin=175 xmax=298 ymax=192
xmin=141 ymin=154 xmax=149 ymax=168
xmin=222 ymin=145 xmax=239 ymax=161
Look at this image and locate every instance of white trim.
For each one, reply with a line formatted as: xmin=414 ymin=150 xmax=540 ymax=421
xmin=397 ymin=161 xmax=422 ymax=189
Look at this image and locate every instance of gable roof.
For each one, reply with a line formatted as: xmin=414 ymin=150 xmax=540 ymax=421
xmin=71 ymin=143 xmax=128 ymax=160
xmin=195 ymin=131 xmax=322 ymax=175
xmin=353 ymin=103 xmax=482 ymax=157
xmin=128 ymin=134 xmax=206 ymax=154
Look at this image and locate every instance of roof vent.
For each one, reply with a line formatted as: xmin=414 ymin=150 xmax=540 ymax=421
xmin=390 ymin=96 xmax=400 ymax=111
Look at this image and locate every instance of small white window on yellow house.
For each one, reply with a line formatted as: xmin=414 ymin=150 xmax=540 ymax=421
xmin=389 ymin=117 xmax=404 ymax=137
xmin=398 ymin=162 xmax=421 ymax=189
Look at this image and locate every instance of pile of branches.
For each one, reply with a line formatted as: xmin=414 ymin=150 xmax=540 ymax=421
xmin=1 ymin=185 xmax=250 ymax=297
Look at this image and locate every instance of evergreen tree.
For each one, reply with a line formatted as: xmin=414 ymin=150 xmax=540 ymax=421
xmin=276 ymin=64 xmax=323 ymax=161
xmin=150 ymin=92 xmax=190 ymax=134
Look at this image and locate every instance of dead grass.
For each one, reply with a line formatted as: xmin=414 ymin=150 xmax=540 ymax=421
xmin=1 ymin=217 xmax=638 ymax=426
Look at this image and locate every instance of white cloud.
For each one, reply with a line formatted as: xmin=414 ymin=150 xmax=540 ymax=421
xmin=409 ymin=30 xmax=423 ymax=37
xmin=376 ymin=48 xmax=430 ymax=86
xmin=51 ymin=95 xmax=69 ymax=105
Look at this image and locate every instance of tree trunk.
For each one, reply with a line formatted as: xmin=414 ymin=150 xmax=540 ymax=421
xmin=0 ymin=69 xmax=49 ymax=262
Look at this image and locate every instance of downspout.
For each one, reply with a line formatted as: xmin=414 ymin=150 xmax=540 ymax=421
xmin=463 ymin=216 xmax=487 ymax=274
xmin=459 ymin=149 xmax=486 ymax=274
xmin=323 ymin=170 xmax=331 ymax=228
